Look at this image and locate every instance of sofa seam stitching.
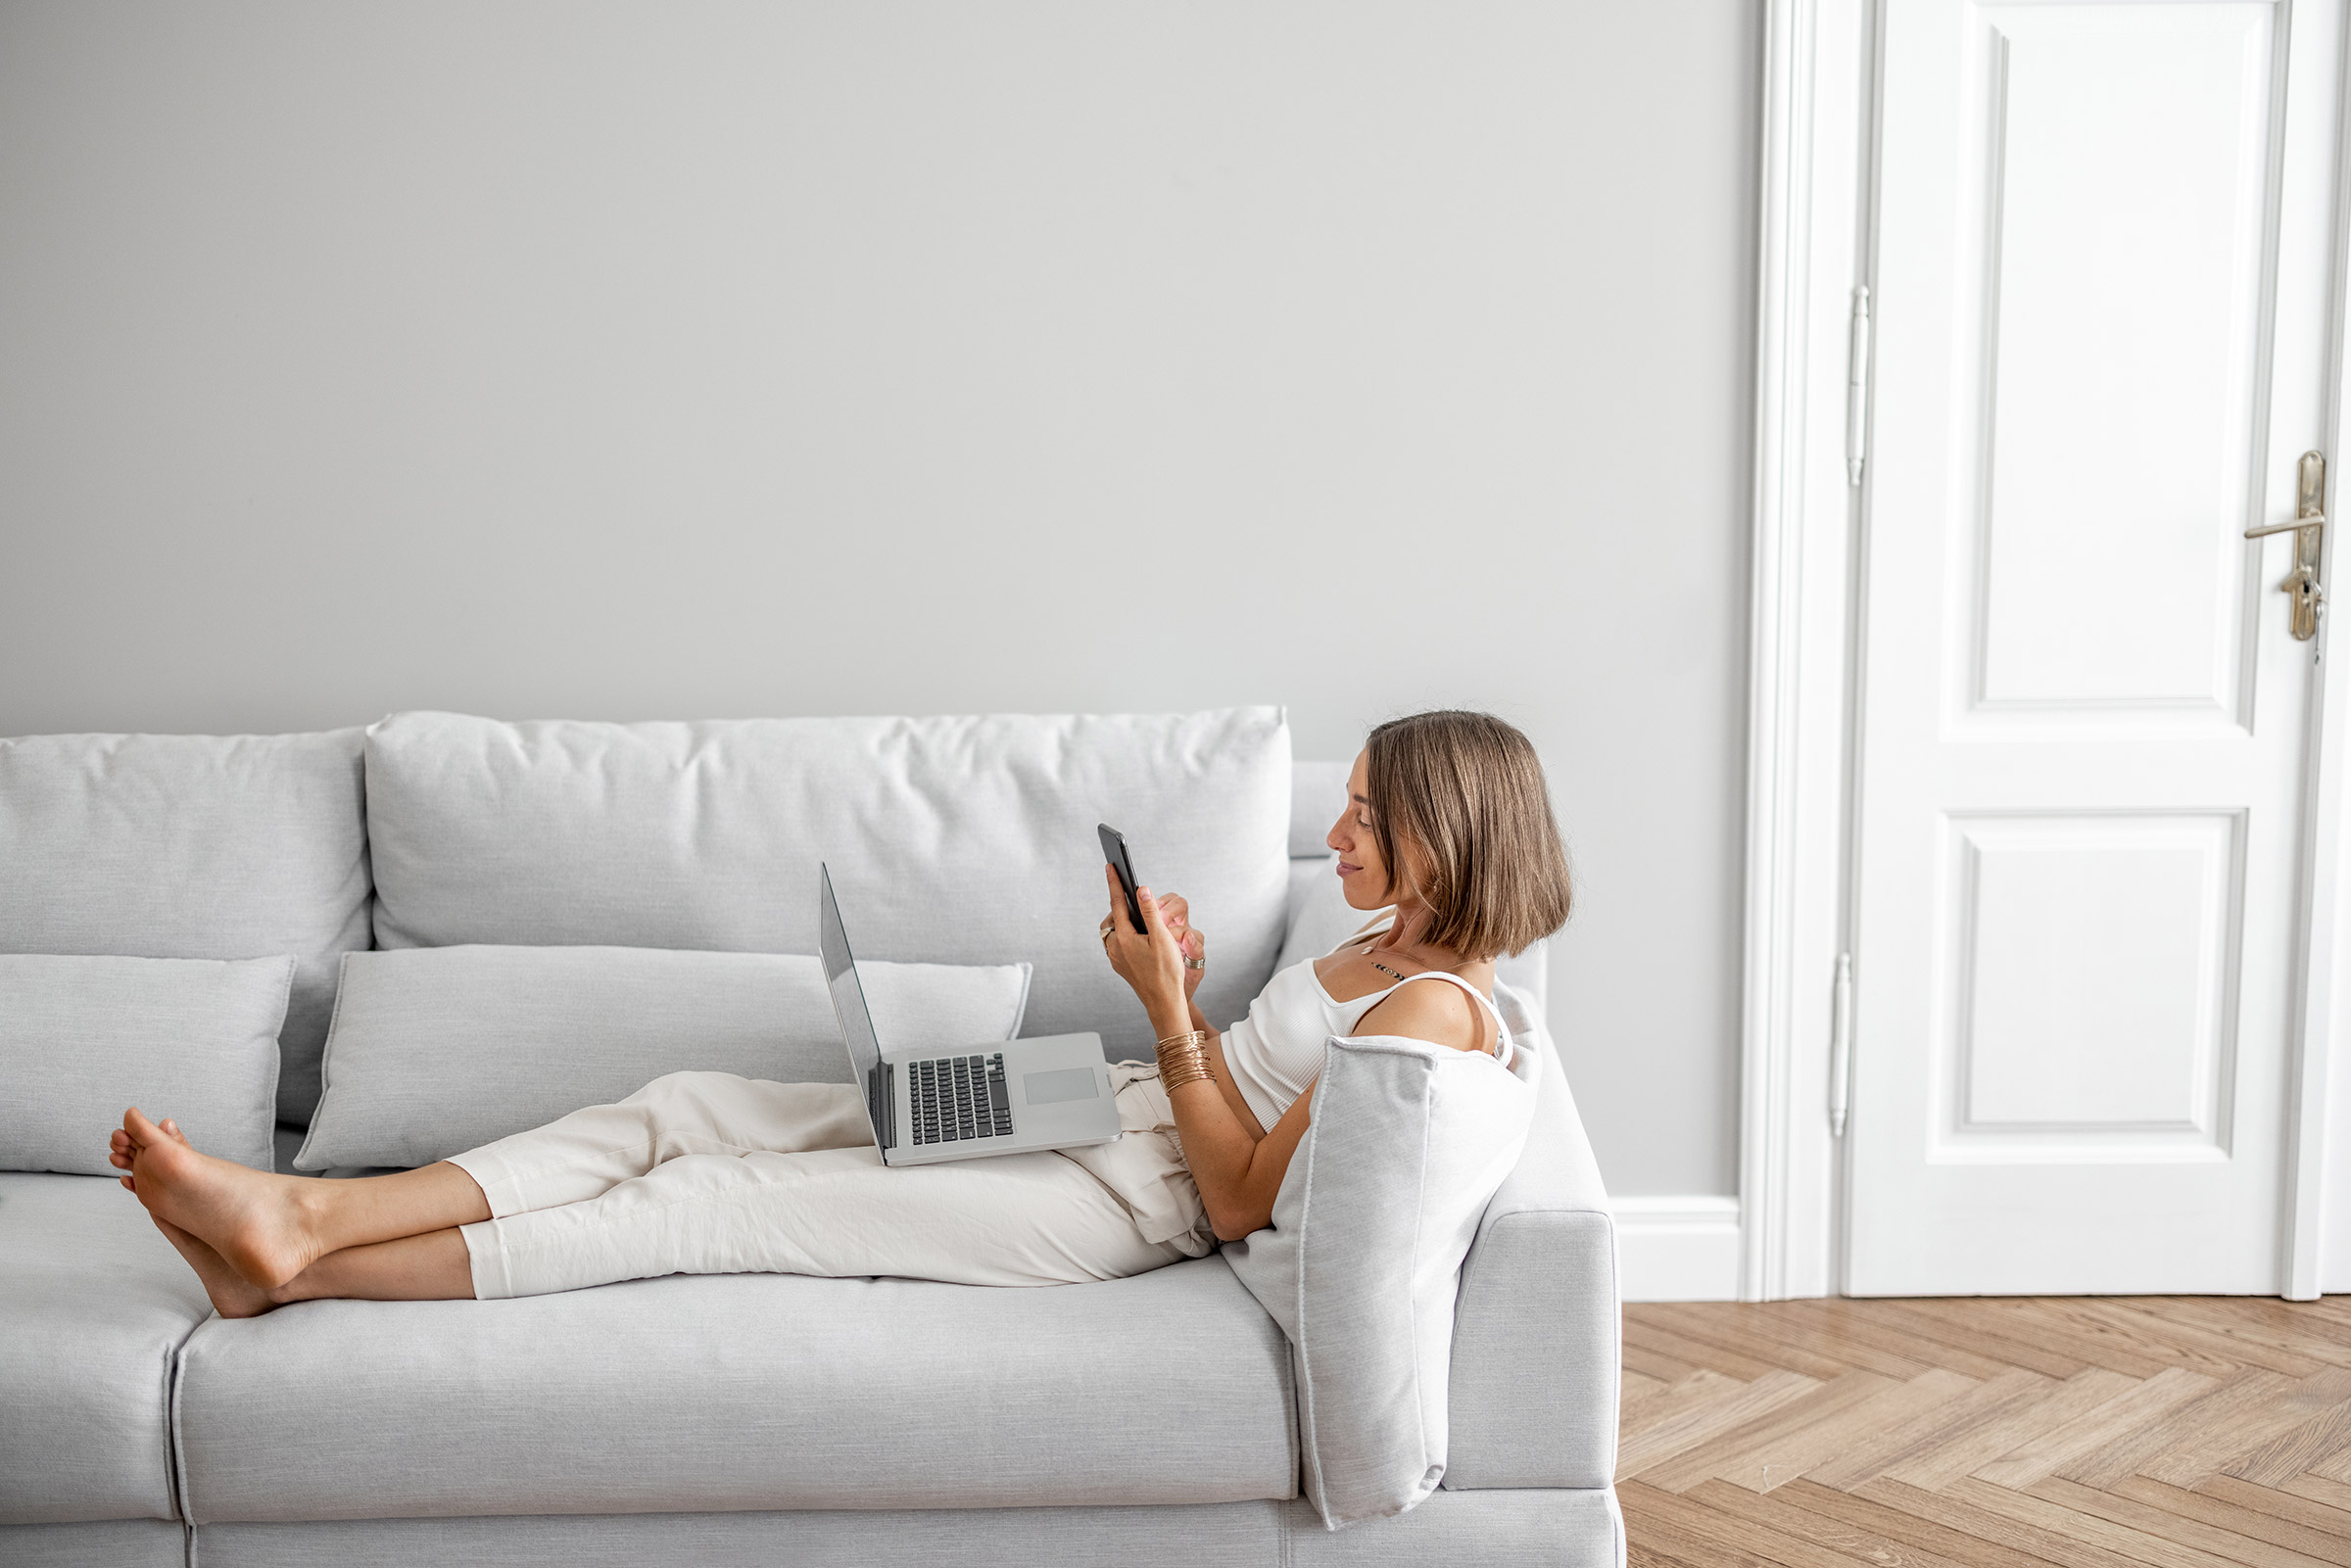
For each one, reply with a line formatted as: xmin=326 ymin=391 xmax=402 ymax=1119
xmin=167 ymin=1321 xmax=196 ymax=1528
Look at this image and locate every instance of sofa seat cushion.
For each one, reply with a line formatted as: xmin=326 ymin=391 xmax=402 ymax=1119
xmin=0 ymin=1173 xmax=212 ymax=1524
xmin=175 ymin=1256 xmax=1296 ymax=1522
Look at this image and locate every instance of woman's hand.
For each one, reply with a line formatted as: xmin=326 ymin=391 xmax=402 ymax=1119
xmin=1099 ymin=866 xmax=1191 ymax=1030
xmin=1153 ymin=890 xmax=1209 ymax=999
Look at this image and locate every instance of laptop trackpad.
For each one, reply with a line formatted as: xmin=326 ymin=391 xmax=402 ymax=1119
xmin=1024 ymin=1068 xmax=1099 ymax=1105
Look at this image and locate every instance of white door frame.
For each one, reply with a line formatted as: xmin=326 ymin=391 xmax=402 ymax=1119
xmin=1741 ymin=0 xmax=2351 ymax=1301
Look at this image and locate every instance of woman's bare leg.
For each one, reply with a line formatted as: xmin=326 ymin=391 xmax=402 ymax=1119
xmin=270 ymin=1229 xmax=476 ymax=1304
xmin=112 ymin=1107 xmax=489 ymax=1289
xmin=151 ymin=1213 xmax=474 ymax=1316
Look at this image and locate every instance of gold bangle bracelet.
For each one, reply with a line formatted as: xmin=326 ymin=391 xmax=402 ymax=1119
xmin=1158 ymin=1056 xmax=1213 ymax=1094
xmin=1155 ymin=1030 xmax=1214 ymax=1093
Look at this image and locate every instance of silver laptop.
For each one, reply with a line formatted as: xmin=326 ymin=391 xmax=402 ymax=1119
xmin=819 ymin=865 xmax=1123 ymax=1165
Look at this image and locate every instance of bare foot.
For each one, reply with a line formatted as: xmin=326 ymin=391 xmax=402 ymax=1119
xmin=111 ymin=1114 xmax=191 ymax=1193
xmin=150 ymin=1212 xmax=282 ymax=1318
xmin=121 ymin=1107 xmax=321 ymax=1289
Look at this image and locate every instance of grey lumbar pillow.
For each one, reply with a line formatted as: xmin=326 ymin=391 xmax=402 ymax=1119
xmin=0 ymin=953 xmax=294 ymax=1175
xmin=297 ymin=945 xmax=1033 ymax=1170
xmin=1222 ymin=1026 xmax=1541 ymax=1530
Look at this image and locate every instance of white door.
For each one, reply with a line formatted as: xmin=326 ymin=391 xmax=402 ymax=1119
xmin=1847 ymin=0 xmax=2344 ymax=1295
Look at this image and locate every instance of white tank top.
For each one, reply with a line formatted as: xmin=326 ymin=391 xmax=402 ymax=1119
xmin=1219 ymin=927 xmax=1515 ymax=1132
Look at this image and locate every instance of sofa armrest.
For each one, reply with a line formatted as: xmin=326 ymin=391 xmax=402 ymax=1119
xmin=1444 ymin=1020 xmax=1619 ymax=1491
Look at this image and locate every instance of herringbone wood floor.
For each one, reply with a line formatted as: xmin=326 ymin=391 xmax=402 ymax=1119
xmin=1620 ymin=1297 xmax=2351 ymax=1568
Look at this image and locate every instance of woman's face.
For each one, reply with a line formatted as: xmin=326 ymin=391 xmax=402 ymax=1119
xmin=1327 ymin=750 xmax=1396 ymax=912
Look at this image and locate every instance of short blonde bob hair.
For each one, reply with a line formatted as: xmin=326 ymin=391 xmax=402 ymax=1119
xmin=1364 ymin=710 xmax=1572 ymax=961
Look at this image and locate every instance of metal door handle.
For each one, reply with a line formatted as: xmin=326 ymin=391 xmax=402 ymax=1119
xmin=2244 ymin=513 xmax=2325 ymax=539
xmin=2245 ymin=451 xmax=2326 ymax=640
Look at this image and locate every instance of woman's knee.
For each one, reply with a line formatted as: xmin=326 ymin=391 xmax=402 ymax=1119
xmin=625 ymin=1069 xmax=744 ymax=1102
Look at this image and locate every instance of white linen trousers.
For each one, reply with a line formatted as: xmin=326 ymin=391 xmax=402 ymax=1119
xmin=446 ymin=1063 xmax=1213 ymax=1299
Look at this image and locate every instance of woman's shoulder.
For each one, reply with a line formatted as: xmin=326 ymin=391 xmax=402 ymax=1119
xmin=1354 ymin=973 xmax=1493 ymax=1055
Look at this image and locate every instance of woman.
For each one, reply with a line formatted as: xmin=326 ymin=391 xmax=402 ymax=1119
xmin=113 ymin=710 xmax=1571 ymax=1316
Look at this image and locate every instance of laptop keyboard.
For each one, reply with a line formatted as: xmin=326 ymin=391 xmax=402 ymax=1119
xmin=911 ymin=1053 xmax=1013 ymax=1146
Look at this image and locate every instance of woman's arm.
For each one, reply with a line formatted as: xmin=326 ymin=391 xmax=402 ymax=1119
xmin=1100 ymin=871 xmax=1300 ymax=1240
xmin=1099 ymin=874 xmax=1487 ymax=1240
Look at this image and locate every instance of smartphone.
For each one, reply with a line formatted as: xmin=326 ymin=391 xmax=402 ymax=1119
xmin=1098 ymin=823 xmax=1146 ymax=934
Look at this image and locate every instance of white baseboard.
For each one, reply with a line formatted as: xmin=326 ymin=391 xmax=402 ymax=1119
xmin=1612 ymin=1195 xmax=1743 ymax=1302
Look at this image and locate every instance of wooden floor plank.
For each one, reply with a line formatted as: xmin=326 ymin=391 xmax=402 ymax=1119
xmin=1642 ymin=1372 xmax=1903 ymax=1495
xmin=1792 ymin=1303 xmax=2022 ymax=1381
xmin=1886 ymin=1369 xmax=2138 ymax=1492
xmin=2027 ymin=1475 xmax=2336 ymax=1568
xmin=1628 ymin=1316 xmax=1788 ymax=1382
xmin=2054 ymin=1371 xmax=2293 ymax=1490
xmin=1626 ymin=1368 xmax=1674 ymax=1403
xmin=1767 ymin=1480 xmax=2074 ymax=1568
xmin=2111 ymin=1475 xmax=2351 ymax=1568
xmin=1999 ymin=1299 xmax=2234 ymax=1380
xmin=1949 ymin=1476 xmax=2254 ymax=1568
xmin=2221 ymin=1390 xmax=2351 ymax=1488
xmin=2066 ymin=1299 xmax=2324 ymax=1378
xmin=1847 ymin=1302 xmax=2087 ymax=1381
xmin=1618 ymin=1299 xmax=2351 ymax=1568
xmin=2195 ymin=1474 xmax=2351 ymax=1543
xmin=1854 ymin=1477 xmax=2170 ymax=1568
xmin=1972 ymin=1369 xmax=2216 ymax=1490
xmin=1721 ymin=1372 xmax=1990 ymax=1496
xmin=1631 ymin=1340 xmax=1714 ymax=1383
xmin=1640 ymin=1303 xmax=1903 ymax=1381
xmin=1684 ymin=1479 xmax=2000 ymax=1568
xmin=1620 ymin=1369 xmax=1824 ymax=1480
xmin=1807 ymin=1370 xmax=2050 ymax=1493
xmin=2135 ymin=1366 xmax=2351 ymax=1489
xmin=1703 ymin=1304 xmax=1945 ymax=1381
xmin=2291 ymin=1473 xmax=2351 ymax=1513
xmin=1631 ymin=1545 xmax=1714 ymax=1568
xmin=1626 ymin=1480 xmax=1883 ymax=1568
xmin=2128 ymin=1297 xmax=2351 ymax=1372
xmin=1626 ymin=1371 xmax=1756 ymax=1442
xmin=1622 ymin=1485 xmax=1799 ymax=1568
xmin=1886 ymin=1300 xmax=2107 ymax=1382
xmin=1630 ymin=1545 xmax=1700 ymax=1568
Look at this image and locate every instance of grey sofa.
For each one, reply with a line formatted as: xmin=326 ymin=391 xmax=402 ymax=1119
xmin=0 ymin=712 xmax=1622 ymax=1568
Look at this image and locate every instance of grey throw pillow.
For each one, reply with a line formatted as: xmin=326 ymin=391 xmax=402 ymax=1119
xmin=297 ymin=945 xmax=1033 ymax=1170
xmin=0 ymin=729 xmax=370 ymax=1127
xmin=0 ymin=953 xmax=294 ymax=1175
xmin=1222 ymin=1025 xmax=1541 ymax=1529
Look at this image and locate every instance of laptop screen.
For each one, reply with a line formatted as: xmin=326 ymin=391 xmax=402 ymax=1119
xmin=817 ymin=866 xmax=891 ymax=1148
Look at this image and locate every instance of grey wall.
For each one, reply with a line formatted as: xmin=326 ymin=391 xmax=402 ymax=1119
xmin=0 ymin=1 xmax=1757 ymax=1197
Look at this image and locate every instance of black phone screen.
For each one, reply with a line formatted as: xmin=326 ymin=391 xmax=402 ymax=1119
xmin=1097 ymin=823 xmax=1145 ymax=933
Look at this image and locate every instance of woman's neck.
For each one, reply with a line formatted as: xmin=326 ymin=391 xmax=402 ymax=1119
xmin=1373 ymin=903 xmax=1473 ymax=971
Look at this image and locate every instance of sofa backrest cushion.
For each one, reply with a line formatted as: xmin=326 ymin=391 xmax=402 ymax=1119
xmin=0 ymin=952 xmax=293 ymax=1175
xmin=296 ymin=945 xmax=1032 ymax=1170
xmin=0 ymin=730 xmax=372 ymax=1126
xmin=363 ymin=709 xmax=1291 ymax=1059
